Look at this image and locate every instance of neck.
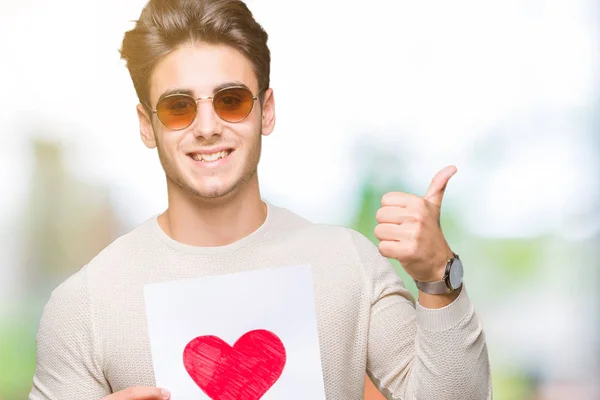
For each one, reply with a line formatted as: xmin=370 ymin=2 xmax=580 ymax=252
xmin=158 ymin=175 xmax=267 ymax=247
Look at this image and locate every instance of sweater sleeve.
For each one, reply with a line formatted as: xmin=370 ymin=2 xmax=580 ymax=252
xmin=347 ymin=229 xmax=492 ymax=400
xmin=29 ymin=268 xmax=111 ymax=400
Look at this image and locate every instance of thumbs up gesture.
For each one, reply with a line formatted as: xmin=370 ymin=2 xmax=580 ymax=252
xmin=375 ymin=165 xmax=457 ymax=283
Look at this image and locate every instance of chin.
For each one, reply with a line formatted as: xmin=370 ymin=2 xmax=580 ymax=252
xmin=196 ymin=188 xmax=234 ymax=200
xmin=188 ymin=180 xmax=239 ymax=200
xmin=170 ymin=164 xmax=256 ymax=201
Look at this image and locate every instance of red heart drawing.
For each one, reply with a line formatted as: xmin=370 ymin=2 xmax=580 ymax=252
xmin=183 ymin=329 xmax=286 ymax=400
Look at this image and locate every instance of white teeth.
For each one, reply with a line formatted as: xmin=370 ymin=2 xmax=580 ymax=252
xmin=191 ymin=150 xmax=230 ymax=162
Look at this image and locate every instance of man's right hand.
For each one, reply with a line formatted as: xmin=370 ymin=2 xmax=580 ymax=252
xmin=101 ymin=387 xmax=171 ymax=399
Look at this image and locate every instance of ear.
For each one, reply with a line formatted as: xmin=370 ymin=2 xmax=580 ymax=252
xmin=137 ymin=103 xmax=157 ymax=149
xmin=260 ymin=88 xmax=276 ymax=136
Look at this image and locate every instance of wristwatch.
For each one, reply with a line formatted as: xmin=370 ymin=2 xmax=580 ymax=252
xmin=414 ymin=253 xmax=463 ymax=295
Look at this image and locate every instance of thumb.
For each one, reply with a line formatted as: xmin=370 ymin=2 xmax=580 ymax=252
xmin=424 ymin=165 xmax=457 ymax=207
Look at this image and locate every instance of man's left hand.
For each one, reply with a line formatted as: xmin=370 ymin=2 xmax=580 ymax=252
xmin=374 ymin=165 xmax=457 ymax=283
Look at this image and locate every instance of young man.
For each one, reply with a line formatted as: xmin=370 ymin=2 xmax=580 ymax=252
xmin=29 ymin=0 xmax=491 ymax=399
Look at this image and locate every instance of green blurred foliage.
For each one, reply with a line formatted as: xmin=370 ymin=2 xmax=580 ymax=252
xmin=492 ymin=371 xmax=535 ymax=400
xmin=0 ymin=311 xmax=37 ymax=400
xmin=473 ymin=238 xmax=544 ymax=280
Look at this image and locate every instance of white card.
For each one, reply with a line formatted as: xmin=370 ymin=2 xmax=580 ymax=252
xmin=143 ymin=264 xmax=326 ymax=400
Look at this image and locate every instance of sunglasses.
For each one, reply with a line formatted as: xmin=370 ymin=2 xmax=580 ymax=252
xmin=147 ymin=86 xmax=263 ymax=130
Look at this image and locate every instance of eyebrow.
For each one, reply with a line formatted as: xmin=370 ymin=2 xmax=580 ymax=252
xmin=157 ymin=81 xmax=251 ymax=101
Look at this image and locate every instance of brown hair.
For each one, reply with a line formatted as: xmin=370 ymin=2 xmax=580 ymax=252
xmin=120 ymin=0 xmax=270 ymax=110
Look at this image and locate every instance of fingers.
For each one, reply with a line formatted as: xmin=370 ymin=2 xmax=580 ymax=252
xmin=381 ymin=192 xmax=422 ymax=207
xmin=375 ymin=206 xmax=416 ymax=224
xmin=374 ymin=223 xmax=413 ymax=241
xmin=103 ymin=387 xmax=170 ymax=400
xmin=378 ymin=239 xmax=416 ymax=261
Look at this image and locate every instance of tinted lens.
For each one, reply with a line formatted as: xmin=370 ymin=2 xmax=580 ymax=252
xmin=156 ymin=95 xmax=197 ymax=130
xmin=213 ymin=87 xmax=255 ymax=122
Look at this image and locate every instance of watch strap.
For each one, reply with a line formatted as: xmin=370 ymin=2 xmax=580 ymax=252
xmin=415 ymin=279 xmax=453 ymax=295
xmin=414 ymin=253 xmax=460 ymax=295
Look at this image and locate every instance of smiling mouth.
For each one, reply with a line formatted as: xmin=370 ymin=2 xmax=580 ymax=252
xmin=187 ymin=149 xmax=233 ymax=163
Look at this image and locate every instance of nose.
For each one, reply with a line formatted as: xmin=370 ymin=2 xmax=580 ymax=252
xmin=191 ymin=98 xmax=222 ymax=139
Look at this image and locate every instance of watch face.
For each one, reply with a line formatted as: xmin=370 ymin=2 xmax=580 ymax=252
xmin=449 ymin=258 xmax=464 ymax=289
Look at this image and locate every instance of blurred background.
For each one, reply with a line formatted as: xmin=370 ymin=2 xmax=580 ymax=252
xmin=1 ymin=0 xmax=599 ymax=399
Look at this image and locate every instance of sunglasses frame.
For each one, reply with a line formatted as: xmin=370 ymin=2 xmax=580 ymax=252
xmin=146 ymin=86 xmax=264 ymax=130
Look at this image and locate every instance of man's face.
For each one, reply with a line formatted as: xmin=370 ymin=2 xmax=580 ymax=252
xmin=137 ymin=43 xmax=275 ymax=201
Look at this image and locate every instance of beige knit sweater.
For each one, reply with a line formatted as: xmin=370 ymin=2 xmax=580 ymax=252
xmin=29 ymin=202 xmax=492 ymax=399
